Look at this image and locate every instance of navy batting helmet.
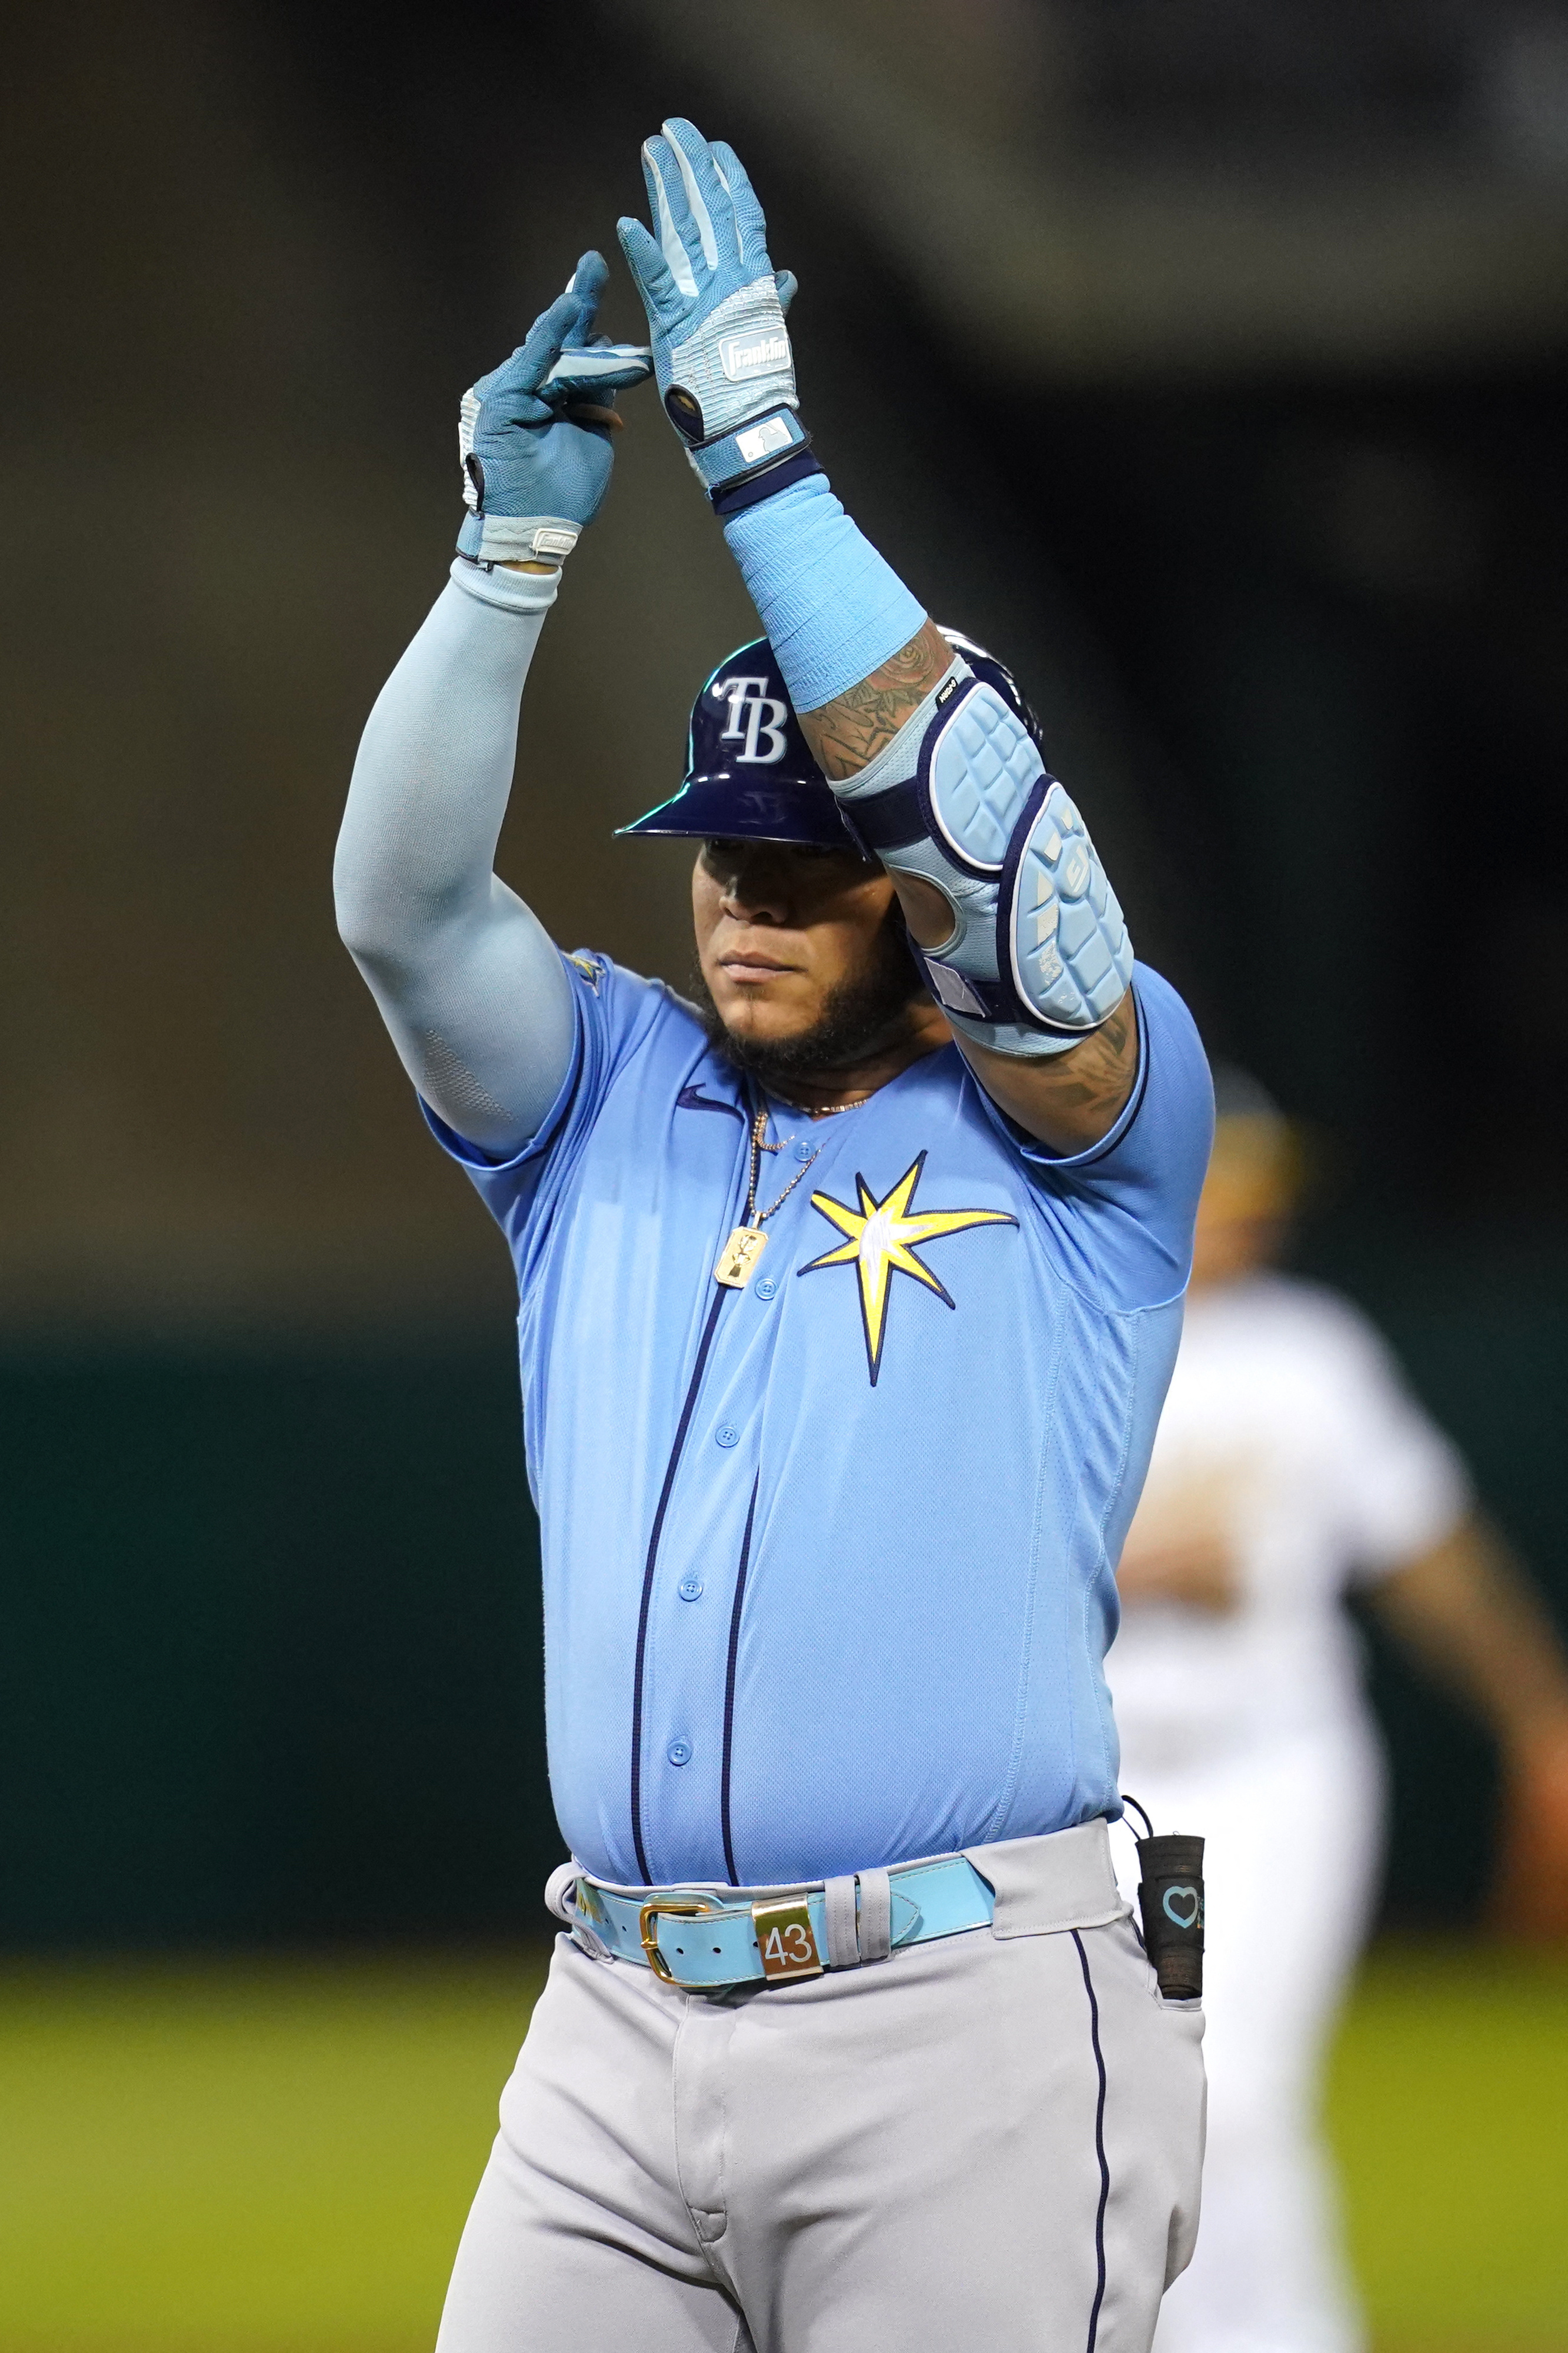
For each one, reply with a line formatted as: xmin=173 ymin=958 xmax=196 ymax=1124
xmin=616 ymin=628 xmax=1042 ymax=848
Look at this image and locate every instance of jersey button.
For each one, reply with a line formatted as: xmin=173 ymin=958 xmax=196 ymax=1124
xmin=667 ymin=1740 xmax=692 ymax=1767
xmin=754 ymin=1277 xmax=777 ymax=1301
xmin=678 ymin=1577 xmax=704 ymax=1601
xmin=793 ymin=1139 xmax=815 ymax=1161
xmin=715 ymin=1422 xmax=739 ymax=1447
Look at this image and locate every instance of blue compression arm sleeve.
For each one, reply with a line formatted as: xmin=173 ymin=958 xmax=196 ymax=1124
xmin=721 ymin=474 xmax=927 ymax=713
xmin=333 ymin=561 xmax=576 ymax=1157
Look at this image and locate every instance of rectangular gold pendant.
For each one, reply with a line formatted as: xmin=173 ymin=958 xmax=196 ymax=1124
xmin=752 ymin=1896 xmax=823 ymax=1983
xmin=715 ymin=1225 xmax=768 ymax=1289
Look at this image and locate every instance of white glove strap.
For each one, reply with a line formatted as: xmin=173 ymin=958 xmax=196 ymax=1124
xmin=471 ymin=515 xmax=581 ymax=564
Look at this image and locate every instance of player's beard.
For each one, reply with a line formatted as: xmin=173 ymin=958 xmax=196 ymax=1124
xmin=695 ymin=902 xmax=930 ymax=1089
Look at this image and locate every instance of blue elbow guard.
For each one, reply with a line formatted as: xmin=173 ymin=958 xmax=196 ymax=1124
xmin=831 ymin=659 xmax=1135 ymax=1058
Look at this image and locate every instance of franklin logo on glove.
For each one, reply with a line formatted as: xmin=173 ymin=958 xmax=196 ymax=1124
xmin=720 ymin=329 xmax=791 ymax=380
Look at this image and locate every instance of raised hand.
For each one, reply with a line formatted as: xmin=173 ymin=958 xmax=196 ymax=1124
xmin=456 ymin=251 xmax=652 ymax=566
xmin=618 ymin=120 xmax=807 ymax=498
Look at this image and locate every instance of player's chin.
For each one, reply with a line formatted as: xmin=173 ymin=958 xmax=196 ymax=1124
xmin=708 ymin=974 xmax=825 ymax=1042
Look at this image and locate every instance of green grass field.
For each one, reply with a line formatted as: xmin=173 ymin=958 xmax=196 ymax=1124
xmin=1 ymin=1940 xmax=1564 ymax=2353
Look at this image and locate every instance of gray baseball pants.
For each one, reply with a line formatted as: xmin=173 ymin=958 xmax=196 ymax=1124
xmin=435 ymin=1827 xmax=1206 ymax=2353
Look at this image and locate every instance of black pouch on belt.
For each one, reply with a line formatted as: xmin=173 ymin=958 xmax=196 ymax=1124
xmin=1135 ymin=1833 xmax=1205 ymax=1999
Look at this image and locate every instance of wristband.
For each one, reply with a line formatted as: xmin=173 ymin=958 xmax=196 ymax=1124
xmin=711 ymin=448 xmax=825 ymax=517
xmin=683 ymin=405 xmax=812 ymax=495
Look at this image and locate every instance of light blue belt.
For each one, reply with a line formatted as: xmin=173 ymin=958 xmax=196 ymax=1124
xmin=571 ymin=1854 xmax=995 ymax=1990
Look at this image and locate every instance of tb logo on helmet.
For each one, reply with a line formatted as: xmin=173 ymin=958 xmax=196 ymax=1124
xmin=712 ymin=675 xmax=790 ymax=765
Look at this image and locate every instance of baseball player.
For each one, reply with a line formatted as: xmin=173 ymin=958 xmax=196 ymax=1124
xmin=1107 ymin=1071 xmax=1568 ymax=2353
xmin=336 ymin=121 xmax=1213 ymax=2352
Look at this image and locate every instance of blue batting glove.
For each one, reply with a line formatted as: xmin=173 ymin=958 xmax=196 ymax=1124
xmin=617 ymin=122 xmax=811 ymax=501
xmin=456 ymin=251 xmax=652 ymax=565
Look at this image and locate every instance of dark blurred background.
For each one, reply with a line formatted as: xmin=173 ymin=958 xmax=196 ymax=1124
xmin=5 ymin=0 xmax=1568 ymax=1947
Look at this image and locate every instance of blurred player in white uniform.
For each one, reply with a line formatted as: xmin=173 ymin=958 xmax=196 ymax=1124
xmin=1107 ymin=1071 xmax=1568 ymax=2353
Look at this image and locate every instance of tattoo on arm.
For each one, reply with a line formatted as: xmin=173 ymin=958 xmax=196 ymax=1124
xmin=1037 ymin=996 xmax=1136 ymax=1121
xmin=796 ymin=620 xmax=951 ymax=781
xmin=960 ymin=989 xmax=1139 ymax=1153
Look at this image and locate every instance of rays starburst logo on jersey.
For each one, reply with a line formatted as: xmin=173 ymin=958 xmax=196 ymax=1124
xmin=798 ymin=1152 xmax=1017 ymax=1385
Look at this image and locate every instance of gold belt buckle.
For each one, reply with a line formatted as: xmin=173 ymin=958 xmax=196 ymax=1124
xmin=752 ymin=1895 xmax=824 ymax=1983
xmin=639 ymin=1895 xmax=719 ymax=1984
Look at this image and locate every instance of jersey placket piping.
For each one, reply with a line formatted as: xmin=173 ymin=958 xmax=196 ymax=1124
xmin=629 ymin=1083 xmax=751 ymax=1885
xmin=719 ymin=1471 xmax=762 ymax=1885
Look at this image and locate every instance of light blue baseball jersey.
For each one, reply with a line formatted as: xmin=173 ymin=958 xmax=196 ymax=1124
xmin=425 ymin=956 xmax=1212 ymax=1889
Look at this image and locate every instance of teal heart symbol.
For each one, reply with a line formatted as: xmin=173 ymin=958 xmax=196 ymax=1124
xmin=1162 ymin=1885 xmax=1200 ymax=1931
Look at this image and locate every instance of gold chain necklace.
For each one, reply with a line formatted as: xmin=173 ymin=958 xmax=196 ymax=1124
xmin=771 ymin=1092 xmax=867 ymax=1119
xmin=713 ymin=1108 xmax=819 ymax=1291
